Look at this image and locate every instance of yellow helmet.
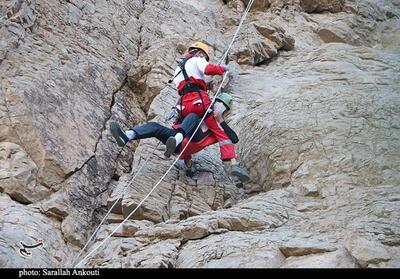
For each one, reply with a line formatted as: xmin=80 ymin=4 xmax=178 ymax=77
xmin=188 ymin=41 xmax=210 ymax=61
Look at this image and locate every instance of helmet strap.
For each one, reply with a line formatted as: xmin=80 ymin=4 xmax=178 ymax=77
xmin=188 ymin=49 xmax=199 ymax=56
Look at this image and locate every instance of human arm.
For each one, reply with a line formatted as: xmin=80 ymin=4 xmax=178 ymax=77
xmin=213 ymin=102 xmax=238 ymax=143
xmin=195 ymin=57 xmax=226 ymax=76
xmin=220 ymin=121 xmax=239 ymax=144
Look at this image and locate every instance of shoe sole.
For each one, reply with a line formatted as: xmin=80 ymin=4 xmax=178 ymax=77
xmin=235 ymin=182 xmax=244 ymax=188
xmin=231 ymin=169 xmax=251 ymax=183
xmin=185 ymin=169 xmax=195 ymax=178
xmin=165 ymin=137 xmax=176 ymax=158
xmin=110 ymin=122 xmax=127 ymax=147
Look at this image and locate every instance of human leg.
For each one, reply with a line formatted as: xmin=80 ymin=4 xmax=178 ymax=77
xmin=203 ymin=114 xmax=236 ymax=160
xmin=203 ymin=116 xmax=250 ymax=183
xmin=179 ymin=113 xmax=201 ymax=137
xmin=110 ymin=121 xmax=176 ymax=147
xmin=165 ymin=113 xmax=201 ymax=158
xmin=131 ymin=122 xmax=176 ymax=144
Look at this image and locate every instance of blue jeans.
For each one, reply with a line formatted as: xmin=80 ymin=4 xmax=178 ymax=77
xmin=131 ymin=113 xmax=208 ymax=145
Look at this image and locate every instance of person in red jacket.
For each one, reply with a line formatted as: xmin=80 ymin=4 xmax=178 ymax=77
xmin=167 ymin=42 xmax=244 ymax=178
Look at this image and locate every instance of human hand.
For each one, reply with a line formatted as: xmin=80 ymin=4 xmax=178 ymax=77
xmin=226 ymin=62 xmax=239 ymax=79
xmin=167 ymin=107 xmax=180 ymax=122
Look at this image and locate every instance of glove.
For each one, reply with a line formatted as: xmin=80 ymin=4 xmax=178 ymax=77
xmin=167 ymin=107 xmax=180 ymax=122
xmin=221 ymin=63 xmax=238 ymax=79
xmin=226 ymin=63 xmax=239 ymax=79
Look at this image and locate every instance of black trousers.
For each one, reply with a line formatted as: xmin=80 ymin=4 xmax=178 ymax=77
xmin=131 ymin=113 xmax=209 ymax=145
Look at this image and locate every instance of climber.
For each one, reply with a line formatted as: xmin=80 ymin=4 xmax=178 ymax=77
xmin=110 ymin=93 xmax=250 ymax=183
xmin=167 ymin=41 xmax=248 ymax=180
xmin=179 ymin=94 xmax=235 ymax=158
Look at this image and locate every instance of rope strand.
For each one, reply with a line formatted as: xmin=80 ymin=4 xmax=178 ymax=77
xmin=71 ymin=142 xmax=161 ymax=267
xmin=74 ymin=0 xmax=254 ymax=267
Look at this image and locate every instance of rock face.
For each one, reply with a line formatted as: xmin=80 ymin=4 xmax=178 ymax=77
xmin=0 ymin=142 xmax=46 ymax=203
xmin=0 ymin=194 xmax=72 ymax=267
xmin=345 ymin=232 xmax=391 ymax=267
xmin=300 ymin=0 xmax=345 ymax=13
xmin=232 ymin=43 xmax=400 ymax=192
xmin=1 ymin=0 xmax=399 ymax=268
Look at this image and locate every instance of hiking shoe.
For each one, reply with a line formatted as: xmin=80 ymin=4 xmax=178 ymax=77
xmin=231 ymin=164 xmax=250 ymax=183
xmin=110 ymin=121 xmax=129 ymax=147
xmin=184 ymin=159 xmax=194 ymax=177
xmin=165 ymin=136 xmax=176 ymax=158
xmin=233 ymin=177 xmax=244 ymax=188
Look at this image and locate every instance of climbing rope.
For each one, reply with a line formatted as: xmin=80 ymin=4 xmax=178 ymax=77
xmin=74 ymin=0 xmax=254 ymax=267
xmin=71 ymin=142 xmax=160 ymax=267
xmin=219 ymin=0 xmax=254 ymax=65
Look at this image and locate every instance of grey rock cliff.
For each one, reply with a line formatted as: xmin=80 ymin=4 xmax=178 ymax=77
xmin=0 ymin=0 xmax=399 ymax=268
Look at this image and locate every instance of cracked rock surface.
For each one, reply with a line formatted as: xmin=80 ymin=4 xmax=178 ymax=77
xmin=0 ymin=0 xmax=399 ymax=268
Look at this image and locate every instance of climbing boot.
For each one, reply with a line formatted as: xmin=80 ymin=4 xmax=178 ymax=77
xmin=184 ymin=159 xmax=194 ymax=177
xmin=230 ymin=164 xmax=250 ymax=183
xmin=110 ymin=121 xmax=129 ymax=147
xmin=165 ymin=136 xmax=176 ymax=158
xmin=233 ymin=176 xmax=244 ymax=188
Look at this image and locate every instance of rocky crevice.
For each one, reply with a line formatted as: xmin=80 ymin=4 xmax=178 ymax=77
xmin=95 ymin=76 xmax=128 ymax=154
xmin=58 ymin=74 xmax=129 ymax=187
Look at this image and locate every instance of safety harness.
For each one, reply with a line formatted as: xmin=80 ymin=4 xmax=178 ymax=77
xmin=175 ymin=55 xmax=208 ymax=121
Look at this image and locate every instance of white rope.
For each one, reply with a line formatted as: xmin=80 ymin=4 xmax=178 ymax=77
xmin=74 ymin=0 xmax=254 ymax=267
xmin=71 ymin=142 xmax=160 ymax=267
xmin=219 ymin=0 xmax=254 ymax=65
xmin=75 ymin=74 xmax=227 ymax=268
